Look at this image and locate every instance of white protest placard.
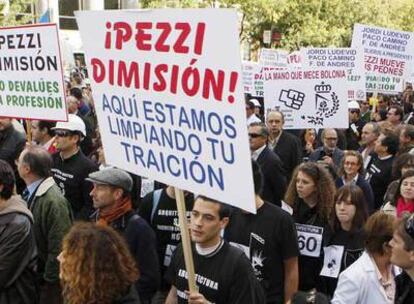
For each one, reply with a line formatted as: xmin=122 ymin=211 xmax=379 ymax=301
xmin=264 ymin=69 xmax=349 ymax=129
xmin=352 ymin=23 xmax=414 ymax=79
xmin=287 ymin=51 xmax=302 ymax=69
xmin=259 ymin=48 xmax=288 ymax=68
xmin=366 ymin=74 xmax=403 ymax=94
xmin=76 ymin=9 xmax=255 ymax=213
xmin=0 ymin=24 xmax=67 ymax=121
xmin=301 ymin=47 xmax=366 ymax=100
xmin=242 ymin=61 xmax=257 ymax=94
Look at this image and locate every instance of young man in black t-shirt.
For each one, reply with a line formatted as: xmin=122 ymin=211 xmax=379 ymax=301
xmin=165 ymin=196 xmax=265 ymax=304
xmin=224 ymin=161 xmax=299 ymax=304
xmin=51 ymin=114 xmax=98 ymax=220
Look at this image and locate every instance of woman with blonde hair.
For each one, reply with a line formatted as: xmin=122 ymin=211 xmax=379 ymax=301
xmin=58 ymin=222 xmax=140 ymax=304
xmin=285 ymin=162 xmax=336 ymax=291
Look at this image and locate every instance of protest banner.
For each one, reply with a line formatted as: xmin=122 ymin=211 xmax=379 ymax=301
xmin=352 ymin=23 xmax=414 ymax=79
xmin=242 ymin=61 xmax=256 ymax=94
xmin=264 ymin=69 xmax=349 ymax=129
xmin=287 ymin=51 xmax=302 ymax=69
xmin=75 ymin=9 xmax=255 ymax=213
xmin=259 ymin=48 xmax=288 ymax=68
xmin=0 ymin=23 xmax=67 ymax=121
xmin=301 ymin=47 xmax=366 ymax=100
xmin=366 ymin=74 xmax=403 ymax=94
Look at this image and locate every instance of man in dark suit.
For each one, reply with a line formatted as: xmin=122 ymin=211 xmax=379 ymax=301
xmin=249 ymin=122 xmax=287 ymax=206
xmin=266 ymin=110 xmax=302 ymax=181
xmin=309 ymin=128 xmax=344 ymax=179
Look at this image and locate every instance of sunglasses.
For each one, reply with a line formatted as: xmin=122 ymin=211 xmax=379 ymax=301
xmin=55 ymin=130 xmax=72 ymax=137
xmin=248 ymin=133 xmax=262 ymax=138
xmin=405 ymin=214 xmax=414 ymax=239
xmin=349 ymin=110 xmax=360 ymax=114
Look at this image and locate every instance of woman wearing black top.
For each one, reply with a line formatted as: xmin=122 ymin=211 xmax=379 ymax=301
xmin=285 ymin=162 xmax=335 ymax=291
xmin=320 ymin=184 xmax=368 ymax=297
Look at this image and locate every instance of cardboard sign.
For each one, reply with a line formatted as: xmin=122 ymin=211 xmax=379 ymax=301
xmin=0 ymin=23 xmax=67 ymax=121
xmin=264 ymin=69 xmax=349 ymax=129
xmin=76 ymin=9 xmax=255 ymax=213
xmin=352 ymin=23 xmax=414 ymax=79
xmin=259 ymin=48 xmax=288 ymax=68
xmin=301 ymin=47 xmax=366 ymax=100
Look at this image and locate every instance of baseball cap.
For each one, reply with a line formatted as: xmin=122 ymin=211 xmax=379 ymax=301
xmin=86 ymin=167 xmax=133 ymax=192
xmin=52 ymin=114 xmax=86 ymax=136
xmin=249 ymin=98 xmax=261 ymax=108
xmin=348 ymin=100 xmax=360 ymax=110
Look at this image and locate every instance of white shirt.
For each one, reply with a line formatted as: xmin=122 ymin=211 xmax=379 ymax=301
xmin=251 ymin=145 xmax=266 ymax=161
xmin=332 ymin=251 xmax=399 ymax=304
xmin=246 ymin=114 xmax=261 ymax=126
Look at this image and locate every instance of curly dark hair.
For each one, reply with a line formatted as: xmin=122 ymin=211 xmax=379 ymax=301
xmin=285 ymin=162 xmax=336 ymax=221
xmin=60 ymin=223 xmax=139 ymax=304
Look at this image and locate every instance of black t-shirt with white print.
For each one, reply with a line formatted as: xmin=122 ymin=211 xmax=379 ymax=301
xmin=139 ymin=189 xmax=193 ymax=288
xmin=365 ymin=154 xmax=394 ymax=209
xmin=224 ymin=201 xmax=299 ymax=304
xmin=166 ymin=241 xmax=265 ymax=304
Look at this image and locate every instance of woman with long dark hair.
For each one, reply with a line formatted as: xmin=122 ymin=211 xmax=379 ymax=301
xmin=58 ymin=222 xmax=140 ymax=304
xmin=285 ymin=162 xmax=336 ymax=291
xmin=383 ymin=170 xmax=414 ymax=217
xmin=320 ymin=184 xmax=368 ymax=297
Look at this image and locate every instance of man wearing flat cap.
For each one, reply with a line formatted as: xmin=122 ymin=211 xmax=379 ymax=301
xmin=88 ymin=167 xmax=160 ymax=304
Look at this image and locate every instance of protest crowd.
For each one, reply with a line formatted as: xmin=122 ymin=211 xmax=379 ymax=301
xmin=1 ymin=9 xmax=414 ymax=304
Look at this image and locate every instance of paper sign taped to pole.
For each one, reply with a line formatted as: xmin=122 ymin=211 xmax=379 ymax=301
xmin=75 ymin=9 xmax=255 ymax=213
xmin=301 ymin=47 xmax=366 ymax=100
xmin=0 ymin=23 xmax=67 ymax=121
xmin=264 ymin=69 xmax=349 ymax=129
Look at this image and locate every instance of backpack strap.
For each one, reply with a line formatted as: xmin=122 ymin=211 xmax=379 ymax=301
xmin=150 ymin=189 xmax=163 ymax=224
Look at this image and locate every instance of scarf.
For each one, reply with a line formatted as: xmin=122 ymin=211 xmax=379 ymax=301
xmin=396 ymin=197 xmax=414 ymax=218
xmin=97 ymin=196 xmax=132 ymax=226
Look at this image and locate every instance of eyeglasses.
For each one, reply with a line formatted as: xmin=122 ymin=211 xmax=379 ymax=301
xmin=248 ymin=133 xmax=262 ymax=138
xmin=405 ymin=214 xmax=414 ymax=240
xmin=55 ymin=130 xmax=72 ymax=137
xmin=324 ymin=137 xmax=337 ymax=141
xmin=350 ymin=110 xmax=360 ymax=114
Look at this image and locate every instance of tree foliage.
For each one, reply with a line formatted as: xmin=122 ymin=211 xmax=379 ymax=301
xmin=142 ymin=0 xmax=414 ymax=52
xmin=0 ymin=0 xmax=34 ymax=26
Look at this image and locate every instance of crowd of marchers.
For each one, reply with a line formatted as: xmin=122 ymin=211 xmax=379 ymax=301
xmin=0 ymin=70 xmax=414 ymax=304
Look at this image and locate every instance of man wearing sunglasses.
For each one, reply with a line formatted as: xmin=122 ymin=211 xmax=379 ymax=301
xmin=346 ymin=100 xmax=365 ymax=151
xmin=248 ymin=122 xmax=286 ymax=206
xmin=51 ymin=114 xmax=98 ymax=220
xmin=389 ymin=215 xmax=414 ymax=304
